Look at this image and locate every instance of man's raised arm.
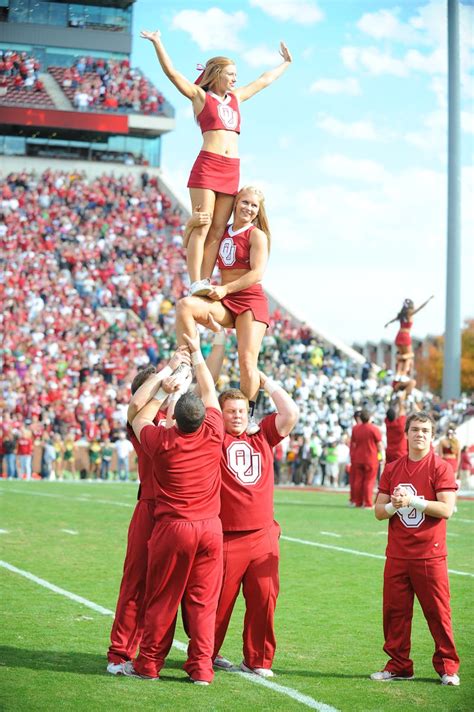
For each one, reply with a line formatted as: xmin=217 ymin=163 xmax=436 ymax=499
xmin=259 ymin=371 xmax=299 ymax=437
xmin=183 ymin=331 xmax=220 ymax=411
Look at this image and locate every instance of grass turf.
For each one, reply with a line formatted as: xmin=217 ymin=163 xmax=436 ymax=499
xmin=1 ymin=479 xmax=472 ymax=712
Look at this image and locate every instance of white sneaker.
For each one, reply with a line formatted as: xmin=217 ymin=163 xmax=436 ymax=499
xmin=246 ymin=416 xmax=260 ymax=435
xmin=240 ymin=662 xmax=274 ymax=678
xmin=122 ymin=660 xmax=159 ymax=680
xmin=191 ymin=679 xmax=210 ymax=686
xmin=106 ymin=662 xmax=125 ymax=675
xmin=190 ymin=279 xmax=212 ymax=297
xmin=440 ymin=673 xmax=460 ymax=686
xmin=370 ymin=670 xmax=414 ymax=681
xmin=214 ymin=654 xmax=234 ymax=670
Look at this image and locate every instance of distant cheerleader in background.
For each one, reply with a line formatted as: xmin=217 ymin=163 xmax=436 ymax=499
xmin=140 ymin=29 xmax=291 ymax=296
xmin=384 ymin=296 xmax=434 ymax=377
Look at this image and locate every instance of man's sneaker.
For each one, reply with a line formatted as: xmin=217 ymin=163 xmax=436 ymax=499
xmin=191 ymin=679 xmax=210 ymax=686
xmin=122 ymin=660 xmax=159 ymax=680
xmin=190 ymin=279 xmax=212 ymax=297
xmin=106 ymin=662 xmax=125 ymax=675
xmin=214 ymin=655 xmax=234 ymax=670
xmin=246 ymin=416 xmax=260 ymax=435
xmin=370 ymin=670 xmax=414 ymax=681
xmin=240 ymin=662 xmax=274 ymax=678
xmin=440 ymin=673 xmax=460 ymax=686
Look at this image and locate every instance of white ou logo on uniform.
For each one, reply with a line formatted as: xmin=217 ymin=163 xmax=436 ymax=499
xmin=217 ymin=104 xmax=238 ymax=130
xmin=396 ymin=483 xmax=425 ymax=528
xmin=226 ymin=441 xmax=261 ymax=485
xmin=219 ymin=237 xmax=236 ymax=266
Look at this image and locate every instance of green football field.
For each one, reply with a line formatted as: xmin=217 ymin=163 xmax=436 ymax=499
xmin=1 ymin=479 xmax=473 ymax=712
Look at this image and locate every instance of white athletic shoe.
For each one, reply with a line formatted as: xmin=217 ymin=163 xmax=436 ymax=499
xmin=190 ymin=279 xmax=212 ymax=297
xmin=440 ymin=673 xmax=460 ymax=686
xmin=122 ymin=660 xmax=159 ymax=680
xmin=214 ymin=655 xmax=234 ymax=670
xmin=240 ymin=662 xmax=274 ymax=678
xmin=370 ymin=670 xmax=414 ymax=681
xmin=246 ymin=416 xmax=260 ymax=435
xmin=106 ymin=662 xmax=125 ymax=675
xmin=191 ymin=679 xmax=210 ymax=686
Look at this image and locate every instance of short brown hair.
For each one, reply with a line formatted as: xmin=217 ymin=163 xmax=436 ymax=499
xmin=131 ymin=365 xmax=156 ymax=395
xmin=218 ymin=389 xmax=248 ymax=408
xmin=405 ymin=410 xmax=436 ymax=435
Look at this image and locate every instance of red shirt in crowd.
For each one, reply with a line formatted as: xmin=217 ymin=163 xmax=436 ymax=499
xmin=378 ymin=451 xmax=456 ymax=560
xmin=219 ymin=414 xmax=283 ymax=532
xmin=141 ymin=407 xmax=224 ymax=521
xmin=17 ymin=437 xmax=33 ymax=455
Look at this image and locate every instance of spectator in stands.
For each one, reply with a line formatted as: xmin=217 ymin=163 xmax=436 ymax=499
xmin=40 ymin=437 xmax=56 ymax=480
xmin=17 ymin=427 xmax=33 ymax=480
xmin=140 ymin=29 xmax=291 ymax=297
xmin=115 ymin=431 xmax=134 ymax=481
xmin=4 ymin=433 xmax=18 ymax=479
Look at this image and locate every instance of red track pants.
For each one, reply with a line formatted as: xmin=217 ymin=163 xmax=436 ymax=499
xmin=108 ymin=499 xmax=155 ymax=664
xmin=213 ymin=521 xmax=280 ymax=670
xmin=134 ymin=517 xmax=223 ymax=682
xmin=351 ymin=462 xmax=378 ymax=507
xmin=383 ymin=557 xmax=459 ymax=677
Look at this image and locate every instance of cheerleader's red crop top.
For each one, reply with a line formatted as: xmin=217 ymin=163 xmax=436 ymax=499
xmin=217 ymin=224 xmax=254 ymax=270
xmin=197 ymin=91 xmax=241 ymax=134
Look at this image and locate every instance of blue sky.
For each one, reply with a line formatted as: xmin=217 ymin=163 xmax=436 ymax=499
xmin=131 ymin=0 xmax=474 ymax=346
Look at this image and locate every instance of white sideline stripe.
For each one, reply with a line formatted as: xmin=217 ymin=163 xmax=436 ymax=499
xmin=61 ymin=529 xmax=78 ymax=535
xmin=453 ymin=518 xmax=474 ymax=524
xmin=5 ymin=489 xmax=134 ymax=508
xmin=0 ymin=561 xmax=339 ymax=712
xmin=280 ymin=536 xmax=474 ymax=578
xmin=6 ymin=489 xmax=472 ymax=577
xmin=0 ymin=529 xmax=8 ymax=534
xmin=319 ymin=532 xmax=341 ymax=538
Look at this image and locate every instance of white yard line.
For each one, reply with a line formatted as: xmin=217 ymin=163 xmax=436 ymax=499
xmin=0 ymin=560 xmax=339 ymax=712
xmin=5 ymin=488 xmax=472 ymax=577
xmin=280 ymin=536 xmax=474 ymax=578
xmin=0 ymin=529 xmax=8 ymax=534
xmin=319 ymin=532 xmax=342 ymax=538
xmin=61 ymin=529 xmax=78 ymax=535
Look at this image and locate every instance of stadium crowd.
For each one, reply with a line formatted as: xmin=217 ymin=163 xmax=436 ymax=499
xmin=1 ymin=169 xmax=472 ymax=481
xmin=0 ymin=50 xmax=46 ymax=96
xmin=52 ymin=57 xmax=168 ymax=114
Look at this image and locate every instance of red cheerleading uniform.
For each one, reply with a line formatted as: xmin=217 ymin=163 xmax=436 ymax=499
xmin=217 ymin=224 xmax=270 ymax=327
xmin=187 ymin=91 xmax=241 ymax=195
xmin=385 ymin=415 xmax=407 ymax=463
xmin=350 ymin=422 xmax=382 ymax=507
xmin=107 ymin=412 xmax=166 ymax=666
xmin=133 ymin=408 xmax=224 ymax=682
xmin=395 ymin=320 xmax=413 ymax=347
xmin=214 ymin=414 xmax=284 ymax=671
xmin=378 ymin=452 xmax=459 ymax=678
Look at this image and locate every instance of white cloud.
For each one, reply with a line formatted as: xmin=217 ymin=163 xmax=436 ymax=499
xmin=341 ymin=46 xmax=409 ymax=76
xmin=461 ymin=111 xmax=474 ymax=134
xmin=310 ymin=77 xmax=361 ymax=95
xmin=242 ymin=46 xmax=281 ymax=68
xmin=171 ymin=8 xmax=246 ymax=51
xmin=250 ymin=0 xmax=323 ymax=24
xmin=316 ymin=115 xmax=384 ymax=141
xmin=357 ymin=8 xmax=421 ymax=44
xmin=318 ymin=153 xmax=389 ymax=183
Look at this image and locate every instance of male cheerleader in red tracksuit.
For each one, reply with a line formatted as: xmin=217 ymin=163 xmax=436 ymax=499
xmin=126 ymin=331 xmax=224 ymax=684
xmin=372 ymin=411 xmax=460 ymax=686
xmin=213 ymin=371 xmax=299 ymax=677
xmin=106 ymin=352 xmax=190 ymax=673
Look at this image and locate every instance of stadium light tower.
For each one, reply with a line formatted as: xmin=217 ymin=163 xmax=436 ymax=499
xmin=442 ymin=0 xmax=462 ymax=400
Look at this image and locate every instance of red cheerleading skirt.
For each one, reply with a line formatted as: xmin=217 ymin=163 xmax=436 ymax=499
xmin=222 ymin=284 xmax=269 ymax=327
xmin=395 ymin=329 xmax=412 ymax=347
xmin=187 ymin=150 xmax=240 ymax=196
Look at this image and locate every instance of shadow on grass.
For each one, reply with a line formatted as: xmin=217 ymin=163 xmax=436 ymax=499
xmin=272 ymin=668 xmax=440 ymax=684
xmin=0 ymin=646 xmax=186 ymax=677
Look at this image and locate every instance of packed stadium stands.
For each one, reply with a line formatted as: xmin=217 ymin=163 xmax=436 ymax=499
xmin=1 ymin=168 xmax=472 ymax=481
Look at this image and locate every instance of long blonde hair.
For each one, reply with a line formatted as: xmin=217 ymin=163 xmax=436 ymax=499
xmin=197 ymin=56 xmax=235 ymax=92
xmin=234 ymin=185 xmax=271 ymax=251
